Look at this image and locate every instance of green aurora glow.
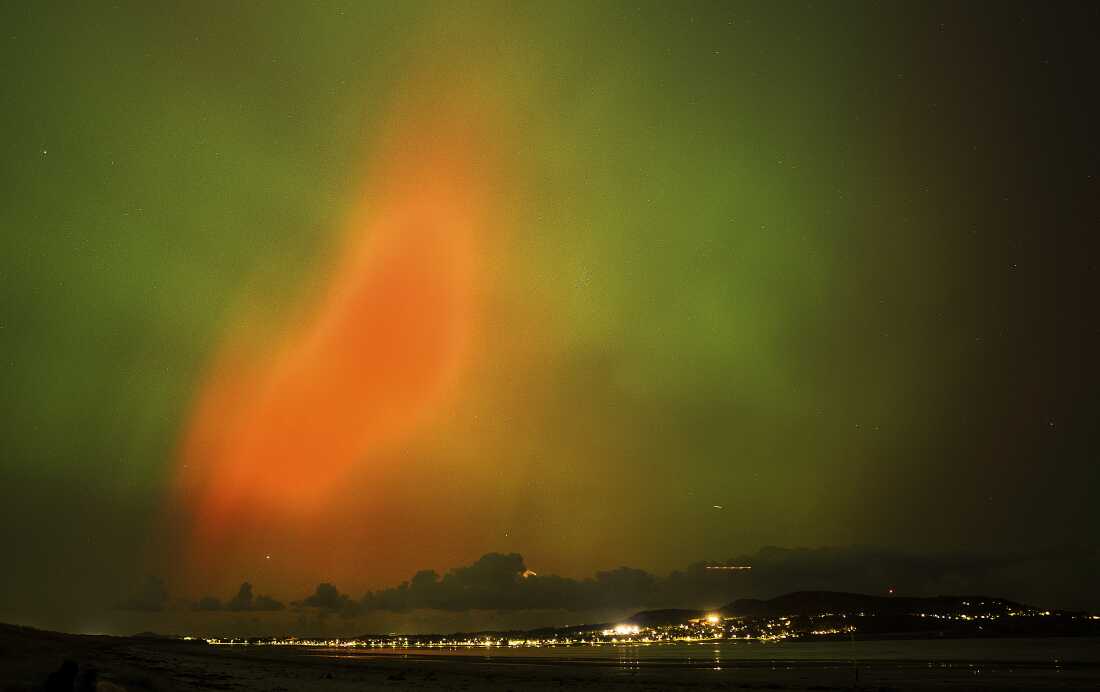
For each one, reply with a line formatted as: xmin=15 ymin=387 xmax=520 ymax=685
xmin=1 ymin=2 xmax=1096 ymax=633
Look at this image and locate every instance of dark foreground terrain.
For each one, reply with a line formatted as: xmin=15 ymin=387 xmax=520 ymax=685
xmin=2 ymin=624 xmax=1099 ymax=691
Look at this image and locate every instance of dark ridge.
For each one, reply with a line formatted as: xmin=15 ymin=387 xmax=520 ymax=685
xmin=722 ymin=591 xmax=1026 ymax=618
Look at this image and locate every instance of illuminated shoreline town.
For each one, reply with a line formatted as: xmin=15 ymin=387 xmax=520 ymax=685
xmin=199 ymin=615 xmax=846 ymax=649
xmin=197 ymin=596 xmax=1100 ymax=649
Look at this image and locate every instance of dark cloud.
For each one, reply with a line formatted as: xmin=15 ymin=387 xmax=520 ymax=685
xmin=253 ymin=594 xmax=286 ymax=611
xmin=296 ymin=583 xmax=362 ymax=617
xmin=115 ymin=576 xmax=168 ymax=612
xmin=227 ymin=582 xmax=254 ymax=611
xmin=176 ymin=545 xmax=1098 ymax=626
xmin=194 ymin=582 xmax=285 ymax=612
xmin=356 ymin=547 xmax=1100 ymax=614
xmin=361 ymin=553 xmax=729 ymax=612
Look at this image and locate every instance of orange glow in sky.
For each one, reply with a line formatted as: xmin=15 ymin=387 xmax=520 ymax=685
xmin=170 ymin=83 xmax=500 ymax=590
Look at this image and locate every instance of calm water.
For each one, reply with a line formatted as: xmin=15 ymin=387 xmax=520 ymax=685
xmin=308 ymin=637 xmax=1100 ymax=667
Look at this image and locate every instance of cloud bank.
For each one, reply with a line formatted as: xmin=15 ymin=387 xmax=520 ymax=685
xmin=294 ymin=583 xmax=362 ymax=617
xmin=194 ymin=582 xmax=285 ymax=612
xmin=293 ymin=545 xmax=1098 ymax=615
xmin=124 ymin=545 xmax=1099 ymax=621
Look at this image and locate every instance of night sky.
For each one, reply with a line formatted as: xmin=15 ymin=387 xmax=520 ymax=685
xmin=1 ymin=2 xmax=1097 ymax=636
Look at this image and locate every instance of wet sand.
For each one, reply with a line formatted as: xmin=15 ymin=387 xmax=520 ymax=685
xmin=2 ymin=624 xmax=1097 ymax=691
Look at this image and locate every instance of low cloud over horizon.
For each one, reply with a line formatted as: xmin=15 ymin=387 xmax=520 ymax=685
xmin=195 ymin=582 xmax=285 ymax=613
xmin=121 ymin=545 xmax=1100 ymax=624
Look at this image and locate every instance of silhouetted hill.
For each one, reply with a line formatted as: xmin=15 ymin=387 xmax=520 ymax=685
xmin=721 ymin=591 xmax=1025 ymax=618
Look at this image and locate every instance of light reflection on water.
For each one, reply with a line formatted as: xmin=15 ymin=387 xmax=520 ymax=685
xmin=307 ymin=637 xmax=1100 ymax=669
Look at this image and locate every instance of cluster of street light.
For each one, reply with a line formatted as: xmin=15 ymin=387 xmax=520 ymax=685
xmin=199 ymin=604 xmax=1092 ymax=649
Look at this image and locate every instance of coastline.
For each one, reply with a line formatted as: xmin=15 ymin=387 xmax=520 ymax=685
xmin=3 ymin=624 xmax=1099 ymax=691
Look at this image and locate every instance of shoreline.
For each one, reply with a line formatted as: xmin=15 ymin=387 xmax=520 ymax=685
xmin=4 ymin=624 xmax=1100 ymax=691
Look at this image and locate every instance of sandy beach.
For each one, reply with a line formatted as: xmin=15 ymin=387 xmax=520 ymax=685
xmin=3 ymin=624 xmax=1098 ymax=691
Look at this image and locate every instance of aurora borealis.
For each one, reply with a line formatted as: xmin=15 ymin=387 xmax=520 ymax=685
xmin=1 ymin=2 xmax=1097 ymax=635
xmin=171 ymin=72 xmax=501 ymax=588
